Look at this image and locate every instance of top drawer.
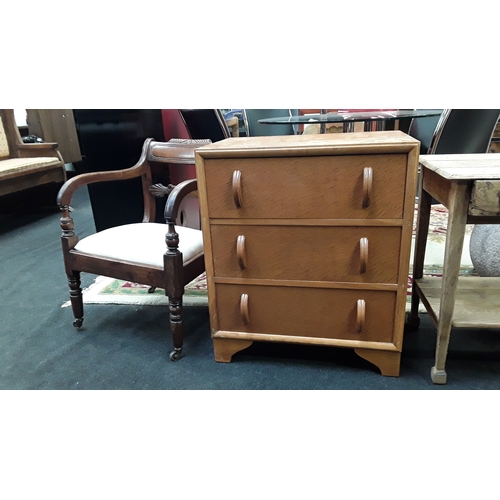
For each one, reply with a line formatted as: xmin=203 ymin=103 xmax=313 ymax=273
xmin=202 ymin=154 xmax=408 ymax=219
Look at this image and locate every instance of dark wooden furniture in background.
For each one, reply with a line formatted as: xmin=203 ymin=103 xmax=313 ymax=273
xmin=72 ymin=109 xmax=166 ymax=231
xmin=26 ymin=109 xmax=82 ymax=165
xmin=195 ymin=131 xmax=419 ymax=376
xmin=58 ymin=139 xmax=208 ymax=360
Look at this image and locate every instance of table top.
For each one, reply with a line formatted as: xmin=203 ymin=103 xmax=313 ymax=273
xmin=419 ymin=154 xmax=500 ymax=180
xmin=258 ymin=109 xmax=443 ymax=125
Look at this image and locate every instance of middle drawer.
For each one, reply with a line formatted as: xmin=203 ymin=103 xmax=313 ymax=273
xmin=210 ymin=224 xmax=402 ymax=283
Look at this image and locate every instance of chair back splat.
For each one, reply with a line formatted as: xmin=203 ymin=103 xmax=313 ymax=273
xmin=408 ymin=109 xmax=500 ymax=154
xmin=57 ymin=138 xmax=210 ymax=361
xmin=407 ymin=109 xmax=500 ymax=203
xmin=429 ymin=109 xmax=500 ymax=154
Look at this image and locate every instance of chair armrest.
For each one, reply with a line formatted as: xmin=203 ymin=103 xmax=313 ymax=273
xmin=17 ymin=142 xmax=61 ymax=159
xmin=18 ymin=142 xmax=59 ymax=150
xmin=164 ymin=179 xmax=198 ymax=223
xmin=57 ymin=138 xmax=153 ymax=208
xmin=58 ymin=163 xmax=150 ymax=250
xmin=57 ymin=163 xmax=150 ymax=207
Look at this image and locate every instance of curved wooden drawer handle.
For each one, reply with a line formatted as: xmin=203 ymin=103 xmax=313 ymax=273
xmin=359 ymin=237 xmax=369 ymax=274
xmin=237 ymin=235 xmax=247 ymax=270
xmin=362 ymin=167 xmax=373 ymax=208
xmin=232 ymin=170 xmax=243 ymax=208
xmin=356 ymin=299 xmax=366 ymax=333
xmin=240 ymin=294 xmax=250 ymax=324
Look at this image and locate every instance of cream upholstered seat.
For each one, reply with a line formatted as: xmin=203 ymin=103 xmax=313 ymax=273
xmin=74 ymin=223 xmax=203 ymax=268
xmin=0 ymin=157 xmax=63 ymax=176
xmin=58 ymin=138 xmax=209 ymax=361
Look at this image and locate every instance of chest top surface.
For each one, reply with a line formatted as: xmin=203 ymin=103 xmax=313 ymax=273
xmin=195 ymin=131 xmax=419 ymax=159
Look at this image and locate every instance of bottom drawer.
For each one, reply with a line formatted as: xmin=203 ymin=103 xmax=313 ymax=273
xmin=215 ymin=284 xmax=397 ymax=343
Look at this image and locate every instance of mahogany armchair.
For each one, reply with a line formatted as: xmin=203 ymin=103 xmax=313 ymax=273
xmin=0 ymin=109 xmax=66 ymax=197
xmin=57 ymin=138 xmax=209 ymax=360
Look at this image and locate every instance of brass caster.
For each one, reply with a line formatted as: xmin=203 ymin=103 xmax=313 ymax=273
xmin=73 ymin=318 xmax=83 ymax=328
xmin=431 ymin=366 xmax=447 ymax=385
xmin=170 ymin=347 xmax=183 ymax=361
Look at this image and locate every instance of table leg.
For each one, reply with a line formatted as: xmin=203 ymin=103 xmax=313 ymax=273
xmin=408 ymin=181 xmax=432 ymax=328
xmin=320 ymin=110 xmax=327 ymax=133
xmin=431 ymin=182 xmax=469 ymax=384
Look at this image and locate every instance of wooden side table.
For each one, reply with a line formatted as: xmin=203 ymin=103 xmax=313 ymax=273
xmin=408 ymin=154 xmax=500 ymax=384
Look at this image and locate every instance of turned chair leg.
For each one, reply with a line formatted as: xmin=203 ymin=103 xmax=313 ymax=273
xmin=67 ymin=271 xmax=84 ymax=328
xmin=168 ymin=297 xmax=184 ymax=361
xmin=164 ymin=223 xmax=185 ymax=361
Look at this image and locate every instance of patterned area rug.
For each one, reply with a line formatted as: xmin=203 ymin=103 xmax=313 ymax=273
xmin=409 ymin=203 xmax=474 ymax=272
xmin=62 ymin=204 xmax=475 ymax=308
xmin=407 ymin=203 xmax=475 ymax=311
xmin=62 ymin=272 xmax=207 ymax=308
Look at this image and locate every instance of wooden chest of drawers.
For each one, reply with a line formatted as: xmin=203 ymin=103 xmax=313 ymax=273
xmin=195 ymin=131 xmax=419 ymax=376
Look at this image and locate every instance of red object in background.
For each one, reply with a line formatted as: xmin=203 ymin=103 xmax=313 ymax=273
xmin=160 ymin=109 xmax=200 ymax=229
xmin=161 ymin=109 xmax=190 ymax=141
xmin=161 ymin=110 xmax=196 ymax=183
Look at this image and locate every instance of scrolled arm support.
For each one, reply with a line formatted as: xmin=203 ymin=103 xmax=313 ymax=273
xmin=164 ymin=179 xmax=198 ymax=224
xmin=149 ymin=183 xmax=175 ymax=198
